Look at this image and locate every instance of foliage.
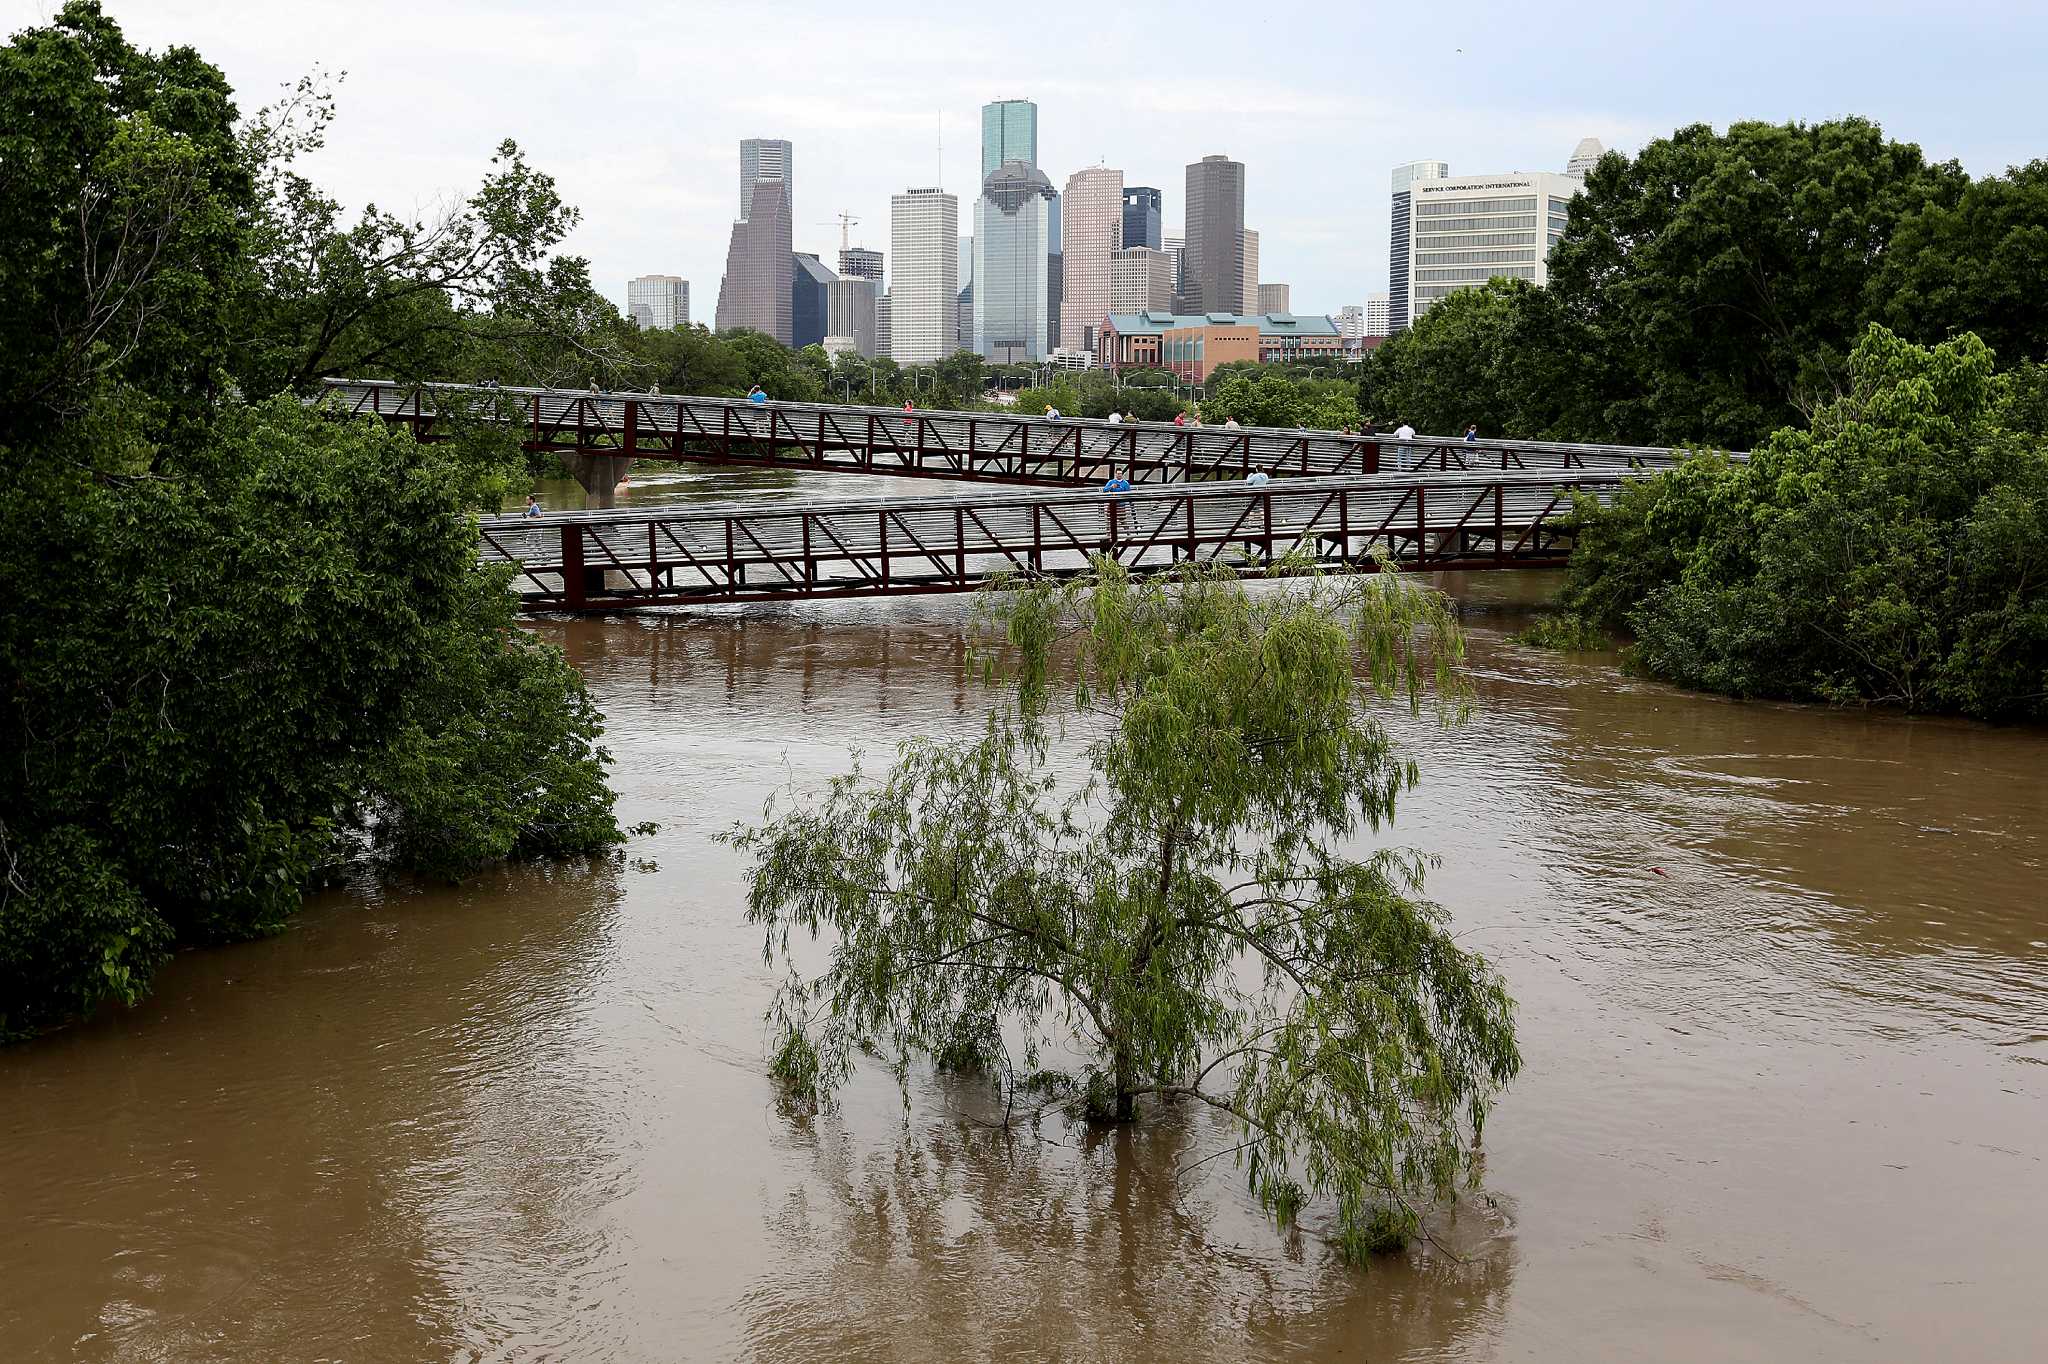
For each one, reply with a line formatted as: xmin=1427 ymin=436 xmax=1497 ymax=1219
xmin=1202 ymin=369 xmax=1359 ymax=431
xmin=0 ymin=4 xmax=624 ymax=1039
xmin=0 ymin=0 xmax=250 ymax=442
xmin=1561 ymin=327 xmax=2048 ymax=720
xmin=726 ymin=561 xmax=1521 ymax=1259
xmin=231 ymin=71 xmax=611 ymax=396
xmin=1512 ymin=613 xmax=1611 ymax=651
xmin=1869 ymin=161 xmax=2048 ymax=365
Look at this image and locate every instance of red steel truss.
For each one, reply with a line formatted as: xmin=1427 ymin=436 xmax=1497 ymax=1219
xmin=478 ymin=470 xmax=1622 ymax=611
xmin=323 ymin=379 xmax=1727 ymax=488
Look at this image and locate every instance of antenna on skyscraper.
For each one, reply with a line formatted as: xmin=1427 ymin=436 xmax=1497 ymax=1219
xmin=937 ymin=109 xmax=944 ymax=189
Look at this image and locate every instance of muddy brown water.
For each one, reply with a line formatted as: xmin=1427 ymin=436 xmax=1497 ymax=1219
xmin=4 ymin=467 xmax=2045 ymax=1362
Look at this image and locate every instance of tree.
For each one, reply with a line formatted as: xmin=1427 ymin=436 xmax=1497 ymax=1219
xmin=0 ymin=6 xmax=626 ymax=1039
xmin=1561 ymin=327 xmax=2048 ymax=721
xmin=1544 ymin=118 xmax=1965 ymax=447
xmin=1202 ymin=370 xmax=1358 ymax=430
xmin=1870 ymin=161 xmax=2048 ymax=364
xmin=230 ymin=71 xmax=610 ymax=397
xmin=727 ymin=561 xmax=1521 ymax=1258
xmin=1359 ymin=280 xmax=1590 ymax=438
xmin=0 ymin=0 xmax=250 ymax=443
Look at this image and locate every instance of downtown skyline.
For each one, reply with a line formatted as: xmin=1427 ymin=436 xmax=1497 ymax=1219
xmin=99 ymin=0 xmax=2048 ymax=322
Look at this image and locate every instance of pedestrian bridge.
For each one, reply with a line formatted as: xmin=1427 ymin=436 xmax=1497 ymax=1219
xmin=481 ymin=469 xmax=1624 ymax=611
xmin=322 ymin=378 xmax=1723 ymax=492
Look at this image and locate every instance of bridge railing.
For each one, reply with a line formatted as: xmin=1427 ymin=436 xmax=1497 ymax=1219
xmin=475 ymin=469 xmax=1628 ymax=610
xmin=322 ymin=378 xmax=1740 ymax=488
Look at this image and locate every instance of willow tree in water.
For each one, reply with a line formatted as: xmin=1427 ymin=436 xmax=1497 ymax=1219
xmin=728 ymin=560 xmax=1521 ymax=1258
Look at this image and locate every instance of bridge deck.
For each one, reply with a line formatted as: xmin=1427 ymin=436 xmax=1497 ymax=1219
xmin=325 ymin=378 xmax=1731 ymax=488
xmin=482 ymin=470 xmax=1624 ymax=610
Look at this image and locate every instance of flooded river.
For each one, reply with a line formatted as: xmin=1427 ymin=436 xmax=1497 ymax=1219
xmin=3 ymin=468 xmax=2045 ymax=1362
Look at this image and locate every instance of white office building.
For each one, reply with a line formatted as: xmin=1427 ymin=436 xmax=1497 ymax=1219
xmin=889 ymin=188 xmax=958 ymax=362
xmin=1364 ymin=292 xmax=1390 ymax=336
xmin=1390 ymin=145 xmax=1592 ymax=330
xmin=626 ymin=274 xmax=689 ymax=331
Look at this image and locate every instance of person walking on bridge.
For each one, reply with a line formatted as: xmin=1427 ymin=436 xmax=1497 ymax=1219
xmin=1464 ymin=423 xmax=1479 ymax=442
xmin=524 ymin=493 xmax=542 ymax=518
xmin=1394 ymin=419 xmax=1417 ymax=471
xmin=747 ymin=385 xmax=768 ymax=406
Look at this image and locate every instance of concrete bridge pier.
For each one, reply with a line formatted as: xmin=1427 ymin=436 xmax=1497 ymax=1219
xmin=563 ymin=452 xmax=634 ymax=509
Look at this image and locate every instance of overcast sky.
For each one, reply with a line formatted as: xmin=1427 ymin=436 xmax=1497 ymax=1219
xmin=26 ymin=0 xmax=2048 ymax=318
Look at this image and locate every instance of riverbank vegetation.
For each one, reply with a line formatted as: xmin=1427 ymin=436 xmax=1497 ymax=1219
xmin=1558 ymin=329 xmax=2048 ymax=721
xmin=728 ymin=562 xmax=1520 ymax=1259
xmin=0 ymin=3 xmax=626 ymax=1040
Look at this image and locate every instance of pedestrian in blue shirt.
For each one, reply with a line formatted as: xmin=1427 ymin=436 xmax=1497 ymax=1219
xmin=747 ymin=385 xmax=768 ymax=406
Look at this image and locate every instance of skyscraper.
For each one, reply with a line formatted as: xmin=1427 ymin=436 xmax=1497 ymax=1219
xmin=739 ymin=138 xmax=793 ymax=220
xmin=1110 ymin=247 xmax=1174 ymax=315
xmin=973 ymin=162 xmax=1058 ymax=362
xmin=1059 ymin=166 xmax=1122 ymax=351
xmin=826 ymin=277 xmax=879 ymax=357
xmin=889 ymin=187 xmax=958 ymax=362
xmin=627 ymin=274 xmax=689 ymax=330
xmin=792 ymin=253 xmax=837 ymax=348
xmin=980 ymin=99 xmax=1038 ymax=179
xmin=1122 ymin=187 xmax=1162 ymax=251
xmin=1183 ymin=154 xmax=1245 ymax=315
xmin=1258 ymin=282 xmax=1289 ymax=314
xmin=1388 ymin=160 xmax=1448 ymax=334
xmin=839 ymin=247 xmax=883 ymax=282
xmin=1239 ymin=228 xmax=1260 ymax=316
xmin=715 ymin=179 xmax=794 ymax=343
xmin=1163 ymin=233 xmax=1185 ymax=297
xmin=1565 ymin=136 xmax=1607 ymax=176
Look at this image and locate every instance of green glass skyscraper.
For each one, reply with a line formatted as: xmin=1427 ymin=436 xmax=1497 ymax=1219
xmin=980 ymin=99 xmax=1038 ymax=179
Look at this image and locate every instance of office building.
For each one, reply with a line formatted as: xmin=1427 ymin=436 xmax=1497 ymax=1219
xmin=1098 ymin=311 xmax=1342 ymax=380
xmin=825 ymin=276 xmax=879 ymax=357
xmin=1163 ymin=233 xmax=1185 ymax=295
xmin=877 ymin=290 xmax=892 ymax=358
xmin=1110 ymin=247 xmax=1174 ymax=315
xmin=1183 ymin=154 xmax=1245 ymax=314
xmin=1240 ymin=228 xmax=1260 ymax=316
xmin=973 ymin=162 xmax=1058 ymax=362
xmin=626 ymin=274 xmax=689 ymax=330
xmin=1059 ymin=166 xmax=1122 ymax=351
xmin=1565 ymin=137 xmax=1607 ymax=177
xmin=739 ymin=138 xmax=793 ymax=220
xmin=1258 ymin=282 xmax=1290 ymax=314
xmin=1122 ymin=187 xmax=1162 ymax=251
xmin=714 ymin=179 xmax=794 ymax=343
xmin=839 ymin=246 xmax=883 ymax=282
xmin=1364 ymin=293 xmax=1391 ymax=336
xmin=1388 ymin=160 xmax=1449 ymax=333
xmin=1390 ymin=147 xmax=1590 ymax=329
xmin=792 ymin=252 xmax=836 ymax=348
xmin=980 ymin=99 xmax=1038 ymax=178
xmin=889 ymin=187 xmax=958 ymax=362
xmin=1335 ymin=304 xmax=1365 ymax=339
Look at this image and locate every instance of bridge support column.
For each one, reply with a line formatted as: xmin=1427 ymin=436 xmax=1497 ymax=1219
xmin=563 ymin=453 xmax=635 ymax=509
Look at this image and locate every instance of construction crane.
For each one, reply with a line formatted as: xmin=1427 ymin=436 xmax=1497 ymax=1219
xmin=817 ymin=212 xmax=861 ymax=252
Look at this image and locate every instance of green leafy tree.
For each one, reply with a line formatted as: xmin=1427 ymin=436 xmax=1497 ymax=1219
xmin=1358 ymin=280 xmax=1588 ymax=438
xmin=230 ymin=71 xmax=608 ymax=397
xmin=727 ymin=562 xmax=1521 ymax=1258
xmin=1544 ymin=117 xmax=1965 ymax=446
xmin=1202 ymin=370 xmax=1358 ymax=430
xmin=1869 ymin=161 xmax=2048 ymax=363
xmin=0 ymin=6 xmax=626 ymax=1039
xmin=1562 ymin=327 xmax=2048 ymax=720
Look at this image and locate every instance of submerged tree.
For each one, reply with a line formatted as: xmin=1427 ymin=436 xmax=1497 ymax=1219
xmin=727 ymin=562 xmax=1521 ymax=1259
